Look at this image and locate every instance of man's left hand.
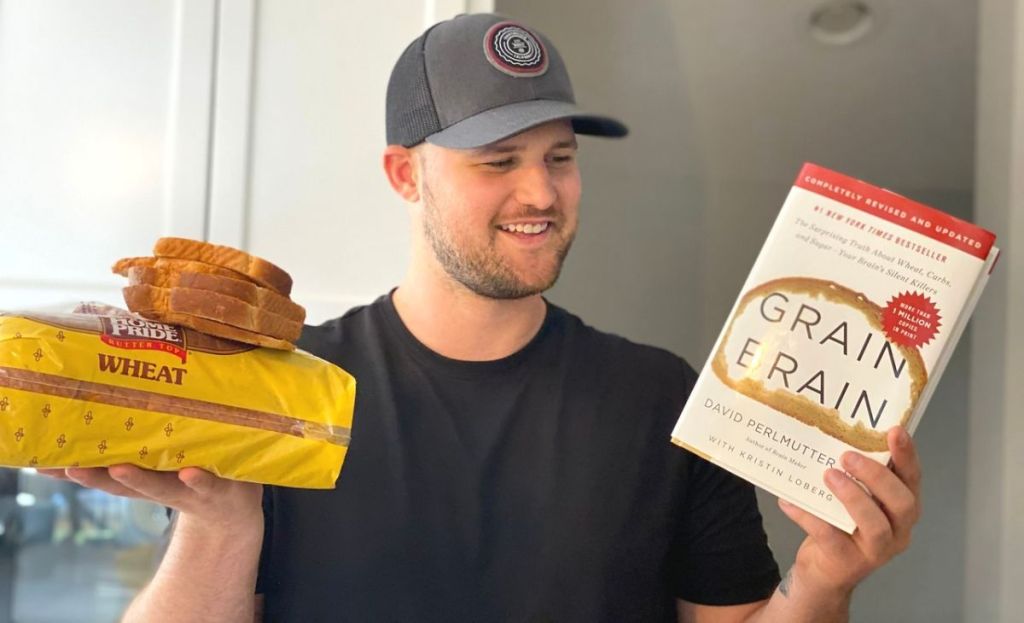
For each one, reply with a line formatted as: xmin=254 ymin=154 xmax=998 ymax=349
xmin=777 ymin=425 xmax=922 ymax=596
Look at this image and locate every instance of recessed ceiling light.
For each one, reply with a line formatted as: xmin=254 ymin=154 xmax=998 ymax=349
xmin=809 ymin=1 xmax=874 ymax=46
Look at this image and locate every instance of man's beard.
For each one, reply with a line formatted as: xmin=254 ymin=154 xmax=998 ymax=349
xmin=421 ymin=181 xmax=574 ymax=300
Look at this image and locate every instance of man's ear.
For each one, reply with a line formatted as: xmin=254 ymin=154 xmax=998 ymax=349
xmin=383 ymin=145 xmax=421 ymax=203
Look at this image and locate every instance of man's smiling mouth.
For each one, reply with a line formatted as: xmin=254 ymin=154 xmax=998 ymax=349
xmin=498 ymin=222 xmax=551 ymax=235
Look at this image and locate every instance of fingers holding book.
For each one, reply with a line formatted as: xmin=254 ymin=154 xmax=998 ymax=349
xmin=834 ymin=426 xmax=921 ymax=545
xmin=776 ymin=425 xmax=922 ymax=593
xmin=832 ymin=426 xmax=921 ymax=552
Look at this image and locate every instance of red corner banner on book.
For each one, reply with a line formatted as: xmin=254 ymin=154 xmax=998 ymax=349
xmin=672 ymin=162 xmax=998 ymax=533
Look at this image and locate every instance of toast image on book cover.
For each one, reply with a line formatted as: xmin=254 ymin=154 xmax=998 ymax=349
xmin=671 ymin=162 xmax=999 ymax=533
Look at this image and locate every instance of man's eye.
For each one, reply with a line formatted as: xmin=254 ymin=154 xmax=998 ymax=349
xmin=485 ymin=158 xmax=515 ymax=169
xmin=550 ymin=154 xmax=575 ymax=164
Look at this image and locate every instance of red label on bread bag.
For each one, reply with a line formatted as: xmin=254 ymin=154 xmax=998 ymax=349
xmin=99 ymin=317 xmax=188 ymax=363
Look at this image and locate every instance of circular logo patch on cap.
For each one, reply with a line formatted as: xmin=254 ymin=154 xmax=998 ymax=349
xmin=483 ymin=22 xmax=548 ymax=78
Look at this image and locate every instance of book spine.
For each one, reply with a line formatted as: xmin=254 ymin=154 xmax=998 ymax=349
xmin=905 ymin=246 xmax=1000 ymax=434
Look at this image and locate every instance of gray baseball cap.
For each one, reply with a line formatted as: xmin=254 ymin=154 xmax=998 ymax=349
xmin=385 ymin=13 xmax=628 ymax=149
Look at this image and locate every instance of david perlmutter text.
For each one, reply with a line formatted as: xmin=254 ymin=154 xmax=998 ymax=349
xmin=703 ymin=398 xmax=838 ymax=502
xmin=702 ymin=398 xmax=837 ymax=468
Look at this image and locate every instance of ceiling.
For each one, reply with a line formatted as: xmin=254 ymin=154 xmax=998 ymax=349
xmin=663 ymin=0 xmax=978 ymax=192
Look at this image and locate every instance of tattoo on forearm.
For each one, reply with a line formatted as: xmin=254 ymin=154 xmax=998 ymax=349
xmin=778 ymin=567 xmax=794 ymax=598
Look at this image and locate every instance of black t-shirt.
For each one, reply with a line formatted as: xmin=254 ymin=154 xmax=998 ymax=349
xmin=256 ymin=294 xmax=779 ymax=622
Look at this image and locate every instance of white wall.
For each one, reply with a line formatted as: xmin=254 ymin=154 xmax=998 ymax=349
xmin=966 ymin=1 xmax=1024 ymax=620
xmin=231 ymin=0 xmax=424 ymax=322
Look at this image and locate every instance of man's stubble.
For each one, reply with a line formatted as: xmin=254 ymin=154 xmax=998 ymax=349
xmin=420 ymin=177 xmax=575 ymax=300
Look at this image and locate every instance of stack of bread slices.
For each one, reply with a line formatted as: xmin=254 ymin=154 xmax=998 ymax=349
xmin=112 ymin=237 xmax=305 ymax=350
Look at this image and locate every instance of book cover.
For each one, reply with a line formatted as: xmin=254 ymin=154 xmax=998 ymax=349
xmin=671 ymin=163 xmax=999 ymax=533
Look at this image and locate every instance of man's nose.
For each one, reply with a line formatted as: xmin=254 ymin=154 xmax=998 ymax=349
xmin=513 ymin=164 xmax=557 ymax=210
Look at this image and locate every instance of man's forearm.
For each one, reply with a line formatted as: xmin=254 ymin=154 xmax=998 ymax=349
xmin=121 ymin=513 xmax=263 ymax=623
xmin=745 ymin=565 xmax=852 ymax=623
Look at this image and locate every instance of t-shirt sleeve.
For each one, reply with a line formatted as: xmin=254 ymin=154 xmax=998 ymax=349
xmin=666 ymin=454 xmax=781 ymax=605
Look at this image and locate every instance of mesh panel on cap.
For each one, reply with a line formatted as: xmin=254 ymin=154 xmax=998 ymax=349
xmin=385 ymin=33 xmax=441 ymax=147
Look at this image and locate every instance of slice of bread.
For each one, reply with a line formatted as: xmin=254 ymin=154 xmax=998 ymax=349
xmin=111 ymin=256 xmax=157 ymax=276
xmin=112 ymin=256 xmax=242 ymax=281
xmin=153 ymin=238 xmax=293 ymax=296
xmin=123 ymin=284 xmax=302 ymax=342
xmin=134 ymin=308 xmax=295 ymax=351
xmin=127 ymin=266 xmax=306 ymax=323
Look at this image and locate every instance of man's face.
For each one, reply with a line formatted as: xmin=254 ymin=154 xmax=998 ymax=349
xmin=416 ymin=120 xmax=581 ymax=300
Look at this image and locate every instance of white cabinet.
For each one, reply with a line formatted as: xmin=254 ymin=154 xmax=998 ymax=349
xmin=0 ymin=0 xmax=490 ymax=323
xmin=0 ymin=0 xmax=210 ymax=309
xmin=237 ymin=0 xmax=423 ymax=322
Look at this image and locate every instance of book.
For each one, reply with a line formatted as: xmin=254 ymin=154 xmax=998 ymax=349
xmin=671 ymin=163 xmax=999 ymax=533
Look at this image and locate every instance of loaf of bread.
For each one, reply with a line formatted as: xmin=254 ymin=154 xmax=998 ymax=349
xmin=0 ymin=308 xmax=355 ymax=488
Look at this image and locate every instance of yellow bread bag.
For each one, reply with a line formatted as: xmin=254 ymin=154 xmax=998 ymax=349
xmin=0 ymin=306 xmax=355 ymax=489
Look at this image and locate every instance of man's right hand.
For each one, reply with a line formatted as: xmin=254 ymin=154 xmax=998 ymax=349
xmin=39 ymin=465 xmax=263 ymax=531
xmin=39 ymin=466 xmax=266 ymax=621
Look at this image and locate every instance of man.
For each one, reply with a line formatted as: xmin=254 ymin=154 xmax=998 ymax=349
xmin=44 ymin=13 xmax=920 ymax=622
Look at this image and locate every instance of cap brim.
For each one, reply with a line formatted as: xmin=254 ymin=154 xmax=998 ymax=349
xmin=425 ymin=99 xmax=628 ymax=149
